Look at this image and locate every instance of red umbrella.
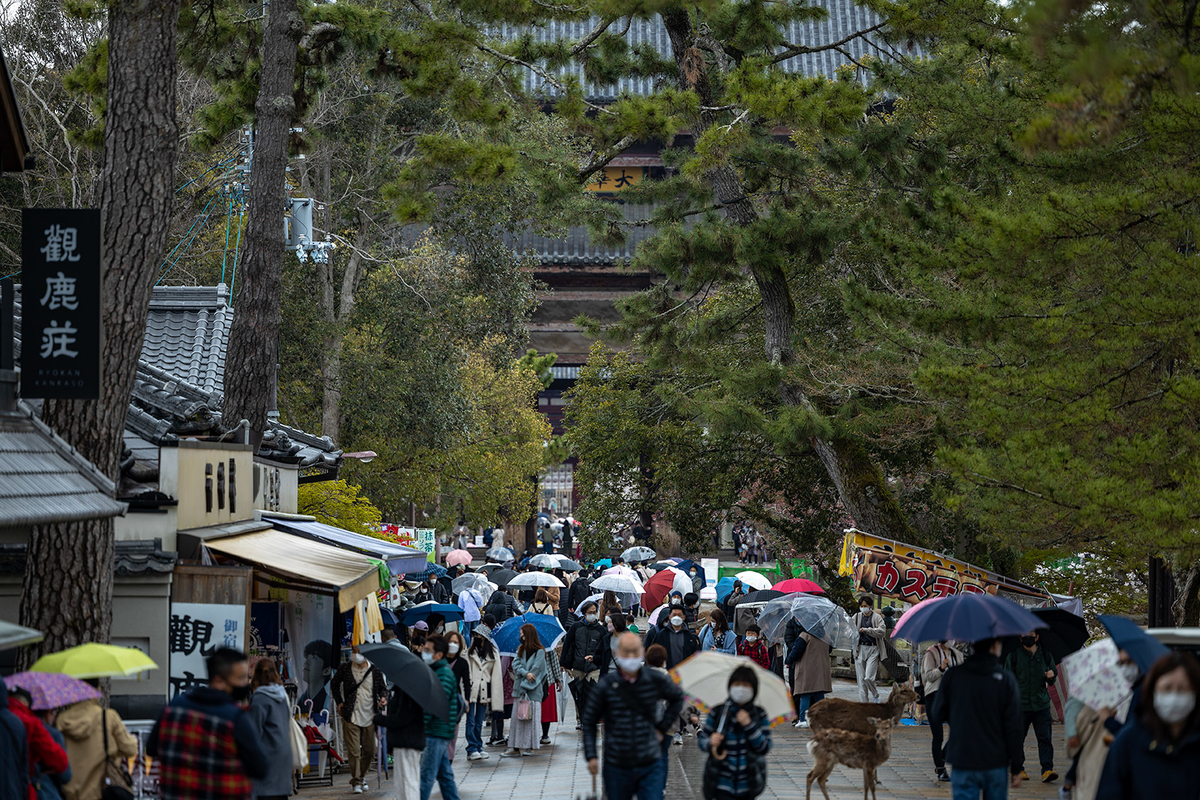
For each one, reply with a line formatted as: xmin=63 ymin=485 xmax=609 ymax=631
xmin=642 ymin=568 xmax=690 ymax=609
xmin=772 ymin=578 xmax=825 ymax=594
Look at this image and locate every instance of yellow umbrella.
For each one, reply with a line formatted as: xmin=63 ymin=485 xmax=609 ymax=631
xmin=31 ymin=643 xmax=158 ymax=678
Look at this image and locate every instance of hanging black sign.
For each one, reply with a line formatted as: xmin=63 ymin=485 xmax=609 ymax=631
xmin=21 ymin=208 xmax=101 ymax=399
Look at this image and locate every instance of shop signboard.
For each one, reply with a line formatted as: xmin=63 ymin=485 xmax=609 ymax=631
xmin=416 ymin=528 xmax=436 ymax=563
xmin=168 ymin=602 xmax=246 ymax=698
xmin=838 ymin=529 xmax=1044 ymax=605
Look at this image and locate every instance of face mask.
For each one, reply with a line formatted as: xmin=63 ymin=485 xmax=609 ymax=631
xmin=1118 ymin=663 xmax=1140 ymax=684
xmin=615 ymin=656 xmax=642 ymax=674
xmin=670 ymin=616 xmax=684 ymax=628
xmin=729 ymin=686 xmax=755 ymax=705
xmin=1154 ymin=691 xmax=1196 ymax=724
xmin=448 ymin=643 xmax=460 ymax=656
xmin=435 ymin=625 xmax=445 ymax=635
xmin=746 ymin=635 xmax=758 ymax=643
xmin=861 ymin=606 xmax=871 ymax=614
xmin=586 ymin=613 xmax=598 ymax=623
xmin=352 ymin=653 xmax=365 ymax=664
xmin=690 ymin=572 xmax=697 ymax=577
xmin=671 ymin=599 xmax=682 ymax=607
xmin=421 ymin=651 xmax=435 ymax=664
xmin=1021 ymin=635 xmax=1037 ymax=647
xmin=230 ymin=684 xmax=251 ymax=702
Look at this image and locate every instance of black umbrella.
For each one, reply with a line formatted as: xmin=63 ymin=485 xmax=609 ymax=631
xmin=740 ymin=589 xmax=787 ymax=605
xmin=999 ymin=607 xmax=1089 ymax=663
xmin=359 ymin=643 xmax=448 ymax=720
xmin=488 ymin=568 xmax=519 ymax=589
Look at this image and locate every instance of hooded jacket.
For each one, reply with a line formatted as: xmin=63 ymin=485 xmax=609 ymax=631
xmin=246 ymin=685 xmax=294 ymax=798
xmin=56 ymin=700 xmax=137 ymax=800
xmin=1 ymin=675 xmax=31 ymax=800
xmin=423 ymin=657 xmax=460 ymax=741
xmin=930 ymin=652 xmax=1024 ymax=774
xmin=561 ymin=619 xmax=607 ymax=673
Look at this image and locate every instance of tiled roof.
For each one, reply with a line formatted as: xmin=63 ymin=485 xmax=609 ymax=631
xmin=142 ymin=284 xmax=230 ymax=395
xmin=0 ymin=402 xmax=127 ymax=528
xmin=509 ymin=202 xmax=660 ymax=265
xmin=0 ymin=538 xmax=176 ymax=576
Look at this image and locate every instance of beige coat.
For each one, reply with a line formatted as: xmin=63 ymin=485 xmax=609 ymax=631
xmin=546 ymin=586 xmax=561 ymax=611
xmin=57 ymin=700 xmax=138 ymax=800
xmin=1068 ymin=705 xmax=1111 ymax=800
xmin=791 ymin=633 xmax=833 ymax=695
xmin=920 ymin=642 xmax=964 ymax=696
xmin=468 ymin=650 xmax=505 ymax=711
xmin=851 ymin=609 xmax=887 ymax=660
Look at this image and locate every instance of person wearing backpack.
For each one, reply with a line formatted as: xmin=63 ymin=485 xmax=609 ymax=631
xmin=1005 ymin=631 xmax=1059 ymax=784
xmin=698 ymin=666 xmax=772 ymax=800
xmin=420 ymin=636 xmax=461 ymax=800
xmin=332 ymin=644 xmax=388 ymax=793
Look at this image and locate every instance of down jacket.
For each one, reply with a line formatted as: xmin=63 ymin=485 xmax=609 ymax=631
xmin=561 ymin=619 xmax=608 ymax=674
xmin=582 ymin=667 xmax=685 ymax=768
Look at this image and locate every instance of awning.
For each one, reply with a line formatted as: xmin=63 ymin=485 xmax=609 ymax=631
xmin=204 ymin=528 xmax=380 ymax=607
xmin=266 ymin=517 xmax=429 ymax=575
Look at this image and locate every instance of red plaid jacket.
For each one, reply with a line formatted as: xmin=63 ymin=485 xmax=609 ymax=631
xmin=153 ymin=704 xmax=253 ymax=800
xmin=737 ymin=638 xmax=772 ymax=671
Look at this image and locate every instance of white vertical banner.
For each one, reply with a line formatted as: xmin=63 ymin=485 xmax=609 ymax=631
xmin=701 ymin=558 xmax=721 ymax=600
xmin=168 ymin=602 xmax=246 ymax=699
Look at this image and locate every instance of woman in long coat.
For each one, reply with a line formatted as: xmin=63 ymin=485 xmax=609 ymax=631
xmin=247 ymin=659 xmax=294 ymax=799
xmin=788 ymin=629 xmax=832 ymax=728
xmin=502 ymin=624 xmax=549 ymax=757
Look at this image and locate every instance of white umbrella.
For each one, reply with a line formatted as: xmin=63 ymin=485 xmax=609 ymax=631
xmin=589 ymin=574 xmax=645 ymax=594
xmin=451 ymin=574 xmax=496 ymax=603
xmin=756 ymin=594 xmax=857 ymax=649
xmin=528 ymin=554 xmax=562 ymax=569
xmin=734 ymin=571 xmax=773 ymax=592
xmin=577 ymin=593 xmax=606 ymax=616
xmin=621 ymin=546 xmax=658 ymax=563
xmin=507 ymin=572 xmax=566 ymax=588
xmin=1061 ymin=638 xmax=1134 ymax=723
xmin=671 ymin=651 xmax=796 ymax=727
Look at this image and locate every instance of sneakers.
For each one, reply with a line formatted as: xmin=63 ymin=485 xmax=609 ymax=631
xmin=489 ymin=737 xmax=507 ymax=747
xmin=1043 ymin=770 xmax=1059 ymax=783
xmin=794 ymin=720 xmax=810 ymax=729
xmin=352 ymin=786 xmax=363 ymax=795
xmin=468 ymin=752 xmax=484 ymax=761
xmin=936 ymin=769 xmax=950 ymax=783
xmin=501 ymin=748 xmax=522 ymax=758
xmin=539 ymin=736 xmax=551 ymax=745
xmin=673 ymin=733 xmax=683 ymax=745
xmin=1020 ymin=771 xmax=1030 ymax=780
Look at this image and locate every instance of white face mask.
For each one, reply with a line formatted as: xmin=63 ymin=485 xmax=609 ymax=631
xmin=729 ymin=686 xmax=755 ymax=705
xmin=586 ymin=613 xmax=598 ymax=623
xmin=746 ymin=635 xmax=758 ymax=643
xmin=421 ymin=651 xmax=435 ymax=664
xmin=352 ymin=653 xmax=365 ymax=665
xmin=615 ymin=656 xmax=642 ymax=675
xmin=1118 ymin=662 xmax=1140 ymax=684
xmin=670 ymin=616 xmax=684 ymax=628
xmin=448 ymin=643 xmax=460 ymax=656
xmin=1154 ymin=691 xmax=1196 ymax=724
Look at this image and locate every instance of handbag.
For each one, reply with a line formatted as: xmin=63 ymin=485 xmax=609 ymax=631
xmin=516 ymin=698 xmax=532 ymax=721
xmin=101 ymin=709 xmax=134 ymax=800
xmin=289 ymin=714 xmax=309 ymax=771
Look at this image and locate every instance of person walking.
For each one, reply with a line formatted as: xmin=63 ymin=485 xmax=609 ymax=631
xmin=698 ymin=666 xmax=772 ymax=800
xmin=852 ymin=596 xmax=886 ymax=703
xmin=561 ymin=600 xmax=606 ymax=729
xmin=1004 ymin=631 xmax=1059 ymax=783
xmin=247 ymin=659 xmax=294 ymax=800
xmin=332 ymin=644 xmax=388 ymax=793
xmin=530 ymin=589 xmax=555 ymax=616
xmin=1097 ymin=651 xmax=1200 ymax=799
xmin=504 ymin=624 xmax=549 ymax=757
xmin=1 ymin=675 xmax=31 ymax=800
xmin=699 ymin=610 xmax=738 ymax=655
xmin=922 ymin=640 xmax=964 ymax=782
xmin=375 ymin=671 xmax=426 ymax=800
xmin=28 ymin=703 xmax=71 ymax=800
xmin=148 ymin=647 xmax=269 ymax=799
xmin=786 ymin=624 xmax=831 ymax=729
xmin=465 ymin=634 xmax=502 ymax=761
xmin=53 ymin=689 xmax=136 ymax=800
xmin=419 ymin=636 xmax=461 ymax=800
xmin=582 ymin=633 xmax=686 ymax=800
xmin=931 ymin=637 xmax=1024 ymax=799
xmin=737 ymin=625 xmax=771 ymax=671
xmin=6 ymin=686 xmax=69 ymax=800
xmin=457 ymin=586 xmax=483 ymax=644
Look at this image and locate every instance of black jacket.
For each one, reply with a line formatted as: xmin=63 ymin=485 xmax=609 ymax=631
xmin=783 ymin=619 xmax=804 ymax=653
xmin=375 ymin=686 xmax=427 ymax=751
xmin=483 ymin=592 xmax=519 ymax=622
xmin=561 ymin=620 xmax=608 ymax=673
xmin=931 ymin=653 xmax=1024 ymax=774
xmin=658 ymin=625 xmax=700 ymax=669
xmin=567 ymin=578 xmax=593 ymax=612
xmin=331 ymin=662 xmax=387 ymax=723
xmin=582 ymin=668 xmax=685 ymax=767
xmin=1097 ymin=717 xmax=1200 ymax=800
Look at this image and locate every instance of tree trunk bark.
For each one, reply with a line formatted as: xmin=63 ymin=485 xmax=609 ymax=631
xmin=320 ymin=219 xmax=369 ymax=441
xmin=223 ymin=0 xmax=302 ymax=445
xmin=661 ymin=10 xmax=915 ymax=541
xmin=1175 ymin=560 xmax=1200 ymax=626
xmin=19 ymin=0 xmax=180 ymax=666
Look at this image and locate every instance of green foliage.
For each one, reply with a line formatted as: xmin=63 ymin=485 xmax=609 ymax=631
xmin=298 ymin=479 xmax=384 ymax=536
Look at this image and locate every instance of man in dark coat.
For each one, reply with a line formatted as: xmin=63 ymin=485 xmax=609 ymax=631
xmin=561 ymin=600 xmax=607 ymax=727
xmin=1005 ymin=631 xmax=1059 ymax=783
xmin=1 ymin=675 xmax=32 ymax=800
xmin=376 ymin=682 xmax=427 ymax=800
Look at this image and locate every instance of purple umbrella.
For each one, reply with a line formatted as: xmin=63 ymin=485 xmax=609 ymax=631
xmin=6 ymin=671 xmax=101 ymax=710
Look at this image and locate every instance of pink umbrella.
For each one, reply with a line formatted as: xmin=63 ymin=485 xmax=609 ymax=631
xmin=6 ymin=672 xmax=101 ymax=711
xmin=772 ymin=578 xmax=825 ymax=594
xmin=444 ymin=549 xmax=473 ymax=567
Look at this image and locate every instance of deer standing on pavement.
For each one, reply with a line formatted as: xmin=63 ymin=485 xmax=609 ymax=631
xmin=806 ymin=682 xmax=918 ymax=736
xmin=805 ymin=717 xmax=894 ymax=800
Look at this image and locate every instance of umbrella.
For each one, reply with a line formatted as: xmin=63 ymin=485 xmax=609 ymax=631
xmin=670 ymin=651 xmax=796 ymax=727
xmin=5 ymin=672 xmax=101 ymax=711
xmin=603 ymin=565 xmax=638 ymax=579
xmin=578 ymin=593 xmax=607 ymax=616
xmin=715 ymin=577 xmax=737 ymax=602
xmin=891 ymin=594 xmax=1047 ymax=644
xmin=488 ymin=569 xmax=519 ymax=589
xmin=491 ymin=613 xmax=567 ymax=656
xmin=380 ymin=607 xmax=400 ymax=628
xmin=734 ymin=571 xmax=772 ymax=592
xmin=507 ymin=572 xmax=566 ymax=589
xmin=1099 ymin=614 xmax=1170 ymax=674
xmin=642 ymin=568 xmax=692 ymax=609
xmin=528 ymin=554 xmax=563 ymax=569
xmin=405 ymin=562 xmax=447 ymax=580
xmin=30 ymin=643 xmax=158 ymax=679
xmin=486 ymin=547 xmax=515 ymax=562
xmin=772 ymin=578 xmax=824 ymax=594
xmin=359 ymin=643 xmax=448 ymax=720
xmin=757 ymin=594 xmax=857 ymax=650
xmin=588 ymin=574 xmax=645 ymax=594
xmin=556 ymin=558 xmax=583 ymax=572
xmin=451 ymin=574 xmax=496 ymax=603
xmin=593 ymin=559 xmax=613 ymax=569
xmin=1030 ymin=607 xmax=1089 ymax=662
xmin=1061 ymin=638 xmax=1134 ymax=723
xmin=399 ymin=602 xmax=465 ymax=626
xmin=444 ymin=549 xmax=473 ymax=568
xmin=740 ymin=589 xmax=788 ymax=605
xmin=621 ymin=546 xmax=657 ymax=563
xmin=649 ymin=562 xmax=675 ymax=573
xmin=0 ymin=620 xmax=43 ymax=651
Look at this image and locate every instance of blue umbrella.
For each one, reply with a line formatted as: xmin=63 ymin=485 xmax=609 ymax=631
xmin=491 ymin=613 xmax=567 ymax=656
xmin=594 ymin=558 xmax=613 ymax=569
xmin=406 ymin=562 xmax=447 ymax=580
xmin=892 ymin=593 xmax=1048 ymax=643
xmin=1099 ymin=614 xmax=1170 ymax=673
xmin=675 ymin=559 xmax=704 ymax=587
xmin=399 ymin=602 xmax=464 ymax=626
xmin=715 ymin=577 xmax=737 ymax=602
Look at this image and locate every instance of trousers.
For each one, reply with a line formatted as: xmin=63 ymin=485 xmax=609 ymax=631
xmin=950 ymin=767 xmax=1008 ymax=800
xmin=344 ymin=722 xmax=376 ymax=784
xmin=392 ymin=748 xmax=421 ymax=800
xmin=926 ymin=691 xmax=948 ymax=771
xmin=855 ymin=648 xmax=880 ymax=702
xmin=1021 ymin=708 xmax=1055 ymax=772
xmin=603 ymin=755 xmax=668 ymax=800
xmin=419 ymin=736 xmax=460 ymax=800
xmin=797 ymin=691 xmax=826 ymax=722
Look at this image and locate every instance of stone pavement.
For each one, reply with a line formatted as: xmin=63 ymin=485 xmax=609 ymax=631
xmin=301 ymin=680 xmax=1064 ymax=800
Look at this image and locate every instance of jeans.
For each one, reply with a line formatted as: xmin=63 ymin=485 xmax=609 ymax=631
xmin=855 ymin=648 xmax=880 ymax=702
xmin=603 ymin=755 xmax=668 ymax=800
xmin=797 ymin=691 xmax=826 ymax=722
xmin=465 ymin=702 xmax=486 ymax=754
xmin=927 ymin=691 xmax=947 ymax=770
xmin=1021 ymin=708 xmax=1054 ymax=772
xmin=461 ymin=620 xmax=476 ymax=646
xmin=950 ymin=767 xmax=1008 ymax=800
xmin=419 ymin=736 xmax=460 ymax=800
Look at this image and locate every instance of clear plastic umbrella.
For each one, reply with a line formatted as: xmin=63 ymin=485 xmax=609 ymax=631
xmin=756 ymin=594 xmax=856 ymax=650
xmin=486 ymin=547 xmax=515 ymax=562
xmin=588 ymin=574 xmax=645 ymax=595
xmin=528 ymin=554 xmax=563 ymax=569
xmin=451 ymin=573 xmax=497 ymax=603
xmin=506 ymin=572 xmax=566 ymax=588
xmin=621 ymin=546 xmax=657 ymax=563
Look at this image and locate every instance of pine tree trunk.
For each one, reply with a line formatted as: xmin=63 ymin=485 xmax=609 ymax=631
xmin=319 ymin=220 xmax=368 ymax=441
xmin=19 ymin=0 xmax=180 ymax=666
xmin=661 ymin=11 xmax=915 ymax=541
xmin=1175 ymin=561 xmax=1200 ymax=626
xmin=223 ymin=0 xmax=302 ymax=445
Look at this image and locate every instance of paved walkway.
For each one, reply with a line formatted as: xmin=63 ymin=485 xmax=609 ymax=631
xmin=303 ymin=680 xmax=1063 ymax=800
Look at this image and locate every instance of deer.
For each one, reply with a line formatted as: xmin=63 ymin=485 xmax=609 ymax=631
xmin=806 ymin=717 xmax=893 ymax=800
xmin=806 ymin=682 xmax=918 ymax=736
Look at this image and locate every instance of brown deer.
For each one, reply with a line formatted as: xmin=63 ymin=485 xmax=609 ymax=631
xmin=805 ymin=717 xmax=894 ymax=800
xmin=806 ymin=682 xmax=917 ymax=736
